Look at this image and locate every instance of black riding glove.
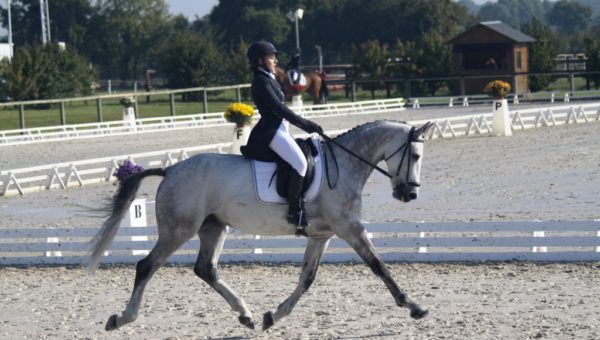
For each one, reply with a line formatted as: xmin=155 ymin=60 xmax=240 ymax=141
xmin=301 ymin=120 xmax=324 ymax=135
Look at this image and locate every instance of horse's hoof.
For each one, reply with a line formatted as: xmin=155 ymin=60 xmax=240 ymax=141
xmin=239 ymin=315 xmax=255 ymax=330
xmin=410 ymin=308 xmax=429 ymax=320
xmin=105 ymin=314 xmax=119 ymax=331
xmin=262 ymin=311 xmax=274 ymax=330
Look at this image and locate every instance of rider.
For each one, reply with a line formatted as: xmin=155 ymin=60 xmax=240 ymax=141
xmin=287 ymin=48 xmax=301 ymax=84
xmin=241 ymin=40 xmax=324 ymax=234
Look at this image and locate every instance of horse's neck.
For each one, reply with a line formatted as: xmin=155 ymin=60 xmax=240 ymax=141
xmin=334 ymin=123 xmax=399 ymax=187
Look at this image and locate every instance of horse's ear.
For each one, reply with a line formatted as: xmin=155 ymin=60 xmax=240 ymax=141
xmin=415 ymin=121 xmax=433 ymax=139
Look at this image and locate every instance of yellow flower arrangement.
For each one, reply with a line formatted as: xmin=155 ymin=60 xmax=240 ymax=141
xmin=224 ymin=102 xmax=255 ymax=127
xmin=483 ymin=80 xmax=512 ymax=99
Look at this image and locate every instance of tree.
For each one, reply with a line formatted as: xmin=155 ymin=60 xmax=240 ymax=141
xmin=0 ymin=0 xmax=93 ymax=48
xmin=48 ymin=0 xmax=94 ymax=49
xmin=209 ymin=0 xmax=291 ymax=48
xmin=521 ymin=18 xmax=559 ymax=91
xmin=415 ymin=31 xmax=453 ymax=95
xmin=209 ymin=0 xmax=469 ymax=65
xmin=457 ymin=0 xmax=480 ymax=14
xmin=546 ymin=0 xmax=593 ymax=35
xmin=0 ymin=44 xmax=96 ymax=101
xmin=479 ymin=0 xmax=548 ymax=28
xmin=225 ymin=40 xmax=252 ymax=99
xmin=352 ymin=39 xmax=390 ymax=98
xmin=352 ymin=40 xmax=390 ymax=77
xmin=156 ymin=32 xmax=223 ymax=99
xmin=83 ymin=0 xmax=171 ymax=79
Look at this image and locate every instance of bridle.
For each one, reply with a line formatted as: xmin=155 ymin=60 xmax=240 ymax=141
xmin=320 ymin=126 xmax=422 ymax=188
xmin=383 ymin=127 xmax=423 ymax=188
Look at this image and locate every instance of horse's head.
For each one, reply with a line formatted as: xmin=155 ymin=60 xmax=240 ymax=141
xmin=384 ymin=122 xmax=433 ymax=202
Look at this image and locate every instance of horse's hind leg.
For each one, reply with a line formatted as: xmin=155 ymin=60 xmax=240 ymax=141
xmin=338 ymin=223 xmax=428 ymax=320
xmin=262 ymin=237 xmax=330 ymax=330
xmin=194 ymin=216 xmax=254 ymax=329
xmin=105 ymin=234 xmax=190 ymax=331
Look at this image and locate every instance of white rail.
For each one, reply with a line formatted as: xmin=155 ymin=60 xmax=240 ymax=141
xmin=0 ymin=98 xmax=405 ymax=146
xmin=1 ymin=221 xmax=598 ymax=265
xmin=0 ymin=143 xmax=229 ymax=196
xmin=1 ymin=102 xmax=598 ymax=197
xmin=423 ymin=102 xmax=600 ymax=139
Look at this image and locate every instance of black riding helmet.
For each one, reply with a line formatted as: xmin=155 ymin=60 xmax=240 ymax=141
xmin=247 ymin=40 xmax=281 ymax=63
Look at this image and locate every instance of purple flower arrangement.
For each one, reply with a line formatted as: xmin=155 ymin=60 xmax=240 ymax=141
xmin=115 ymin=160 xmax=144 ymax=183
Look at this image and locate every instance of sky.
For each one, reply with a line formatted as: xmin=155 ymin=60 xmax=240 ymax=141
xmin=165 ymin=0 xmax=220 ymax=20
xmin=163 ymin=0 xmax=501 ymax=20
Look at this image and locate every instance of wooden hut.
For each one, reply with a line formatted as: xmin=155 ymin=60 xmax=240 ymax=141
xmin=449 ymin=21 xmax=535 ymax=95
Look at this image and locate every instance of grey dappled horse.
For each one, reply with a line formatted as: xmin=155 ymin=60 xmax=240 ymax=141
xmin=88 ymin=120 xmax=433 ymax=331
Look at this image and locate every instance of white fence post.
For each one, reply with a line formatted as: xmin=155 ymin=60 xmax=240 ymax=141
xmin=564 ymin=93 xmax=570 ymax=103
xmin=412 ymin=99 xmax=420 ymax=109
xmin=551 ymin=92 xmax=555 ymax=103
xmin=513 ymin=94 xmax=519 ymax=104
xmin=449 ymin=97 xmax=454 ymax=107
xmin=121 ymin=198 xmax=148 ymax=256
xmin=45 ymin=235 xmax=62 ymax=257
xmin=291 ymin=95 xmax=303 ymax=108
xmin=532 ymin=231 xmax=547 ymax=253
xmin=462 ymin=97 xmax=469 ymax=107
xmin=252 ymin=235 xmax=262 ymax=254
xmin=418 ymin=231 xmax=427 ymax=253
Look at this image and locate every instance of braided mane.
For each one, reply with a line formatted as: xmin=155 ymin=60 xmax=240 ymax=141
xmin=333 ymin=120 xmax=408 ymax=141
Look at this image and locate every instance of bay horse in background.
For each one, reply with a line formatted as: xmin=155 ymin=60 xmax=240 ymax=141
xmin=275 ymin=67 xmax=328 ymax=105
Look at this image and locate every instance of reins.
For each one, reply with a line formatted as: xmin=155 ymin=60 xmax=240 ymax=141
xmin=319 ymin=133 xmax=392 ymax=179
xmin=318 ymin=126 xmax=418 ymax=188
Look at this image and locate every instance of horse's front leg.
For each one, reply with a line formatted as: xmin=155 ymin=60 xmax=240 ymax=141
xmin=194 ymin=217 xmax=254 ymax=329
xmin=337 ymin=222 xmax=428 ymax=320
xmin=262 ymin=236 xmax=330 ymax=330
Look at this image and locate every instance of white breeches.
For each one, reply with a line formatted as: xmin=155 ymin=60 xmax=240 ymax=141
xmin=269 ymin=120 xmax=307 ymax=177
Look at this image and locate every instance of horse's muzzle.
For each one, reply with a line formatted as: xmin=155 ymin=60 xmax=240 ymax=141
xmin=393 ymin=183 xmax=419 ymax=202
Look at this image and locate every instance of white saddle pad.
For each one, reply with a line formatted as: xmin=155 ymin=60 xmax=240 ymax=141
xmin=252 ymin=138 xmax=323 ymax=204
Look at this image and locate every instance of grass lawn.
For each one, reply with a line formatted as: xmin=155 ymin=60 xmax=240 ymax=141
xmin=2 ymin=78 xmax=597 ymax=131
xmin=0 ymin=86 xmax=403 ymax=131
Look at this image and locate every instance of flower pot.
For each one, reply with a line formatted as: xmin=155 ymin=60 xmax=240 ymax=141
xmin=231 ymin=124 xmax=251 ymax=155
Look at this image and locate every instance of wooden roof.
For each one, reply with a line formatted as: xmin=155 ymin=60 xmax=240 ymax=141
xmin=450 ymin=21 xmax=536 ymax=45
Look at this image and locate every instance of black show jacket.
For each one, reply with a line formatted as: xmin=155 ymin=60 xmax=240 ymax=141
xmin=240 ymin=68 xmax=311 ymax=161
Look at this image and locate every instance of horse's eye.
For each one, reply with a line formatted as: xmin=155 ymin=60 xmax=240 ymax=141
xmin=412 ymin=154 xmax=421 ymax=161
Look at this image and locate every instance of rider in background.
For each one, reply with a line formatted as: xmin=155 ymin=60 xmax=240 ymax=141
xmin=287 ymin=48 xmax=301 ymax=84
xmin=241 ymin=41 xmax=323 ymax=234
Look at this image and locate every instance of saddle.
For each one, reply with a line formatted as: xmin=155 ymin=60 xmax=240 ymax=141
xmin=271 ymin=138 xmax=318 ymax=198
xmin=251 ymin=137 xmax=323 ymax=204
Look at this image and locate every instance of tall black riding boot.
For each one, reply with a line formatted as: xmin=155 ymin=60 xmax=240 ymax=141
xmin=286 ymin=169 xmax=308 ymax=234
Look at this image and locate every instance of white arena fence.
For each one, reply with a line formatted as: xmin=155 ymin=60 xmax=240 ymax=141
xmin=1 ymin=101 xmax=598 ymax=197
xmin=1 ymin=220 xmax=599 ymax=265
xmin=408 ymin=89 xmax=597 ymax=109
xmin=0 ymin=98 xmax=406 ymax=146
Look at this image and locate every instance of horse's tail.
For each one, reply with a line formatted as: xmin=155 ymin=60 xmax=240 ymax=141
xmin=87 ymin=168 xmax=166 ymax=274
